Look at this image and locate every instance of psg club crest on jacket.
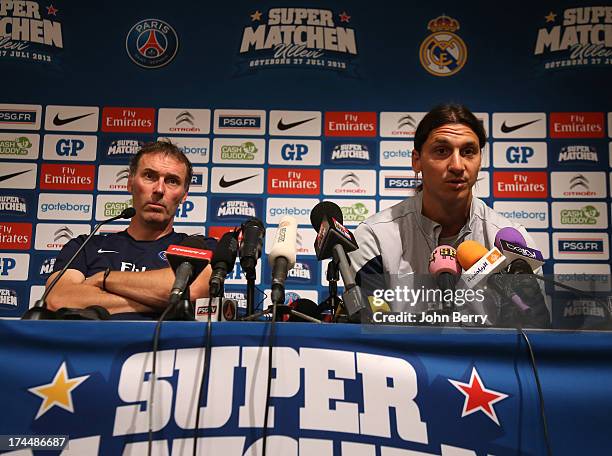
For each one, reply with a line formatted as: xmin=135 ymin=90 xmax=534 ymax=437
xmin=125 ymin=19 xmax=179 ymax=69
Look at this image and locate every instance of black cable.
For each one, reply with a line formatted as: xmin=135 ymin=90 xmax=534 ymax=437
xmin=518 ymin=329 xmax=553 ymax=456
xmin=261 ymin=297 xmax=278 ymax=456
xmin=148 ymin=302 xmax=175 ymax=456
xmin=533 ymin=273 xmax=612 ymax=320
xmin=192 ymin=297 xmax=215 ymax=456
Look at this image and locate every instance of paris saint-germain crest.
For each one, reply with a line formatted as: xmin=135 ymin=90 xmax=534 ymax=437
xmin=125 ymin=19 xmax=179 ymax=69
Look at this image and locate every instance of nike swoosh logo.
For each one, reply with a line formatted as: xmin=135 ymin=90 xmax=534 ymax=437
xmin=97 ymin=249 xmax=118 ymax=254
xmin=53 ymin=112 xmax=95 ymax=126
xmin=219 ymin=174 xmax=258 ymax=188
xmin=500 ymin=119 xmax=540 ymax=133
xmin=0 ymin=169 xmax=32 ymax=182
xmin=277 ymin=117 xmax=316 ymax=131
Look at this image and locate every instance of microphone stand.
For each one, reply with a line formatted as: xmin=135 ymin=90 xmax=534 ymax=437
xmin=322 ymin=259 xmax=343 ymax=322
xmin=167 ymin=288 xmax=195 ymax=321
xmin=245 ymin=268 xmax=256 ymax=316
xmin=241 ymin=262 xmax=321 ymax=322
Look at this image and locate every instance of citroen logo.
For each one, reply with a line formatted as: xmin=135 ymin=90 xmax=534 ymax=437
xmin=570 ymin=174 xmax=589 ymax=190
xmin=397 ymin=115 xmax=416 ymax=130
xmin=116 ymin=168 xmax=130 ymax=183
xmin=54 ymin=226 xmax=74 ymax=243
xmin=176 ymin=111 xmax=195 ymax=126
xmin=341 ymin=172 xmax=360 ymax=187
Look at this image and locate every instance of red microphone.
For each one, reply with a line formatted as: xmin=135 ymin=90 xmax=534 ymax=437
xmin=166 ymin=235 xmax=213 ymax=306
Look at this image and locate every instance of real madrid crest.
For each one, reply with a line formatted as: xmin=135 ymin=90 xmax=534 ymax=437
xmin=419 ymin=15 xmax=467 ymax=77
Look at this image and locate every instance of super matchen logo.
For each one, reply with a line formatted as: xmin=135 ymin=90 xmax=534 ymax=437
xmin=534 ymin=6 xmax=611 ymax=70
xmin=237 ymin=7 xmax=359 ymax=75
xmin=0 ymin=0 xmax=63 ymax=63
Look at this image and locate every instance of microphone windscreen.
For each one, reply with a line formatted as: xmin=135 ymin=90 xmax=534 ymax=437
xmin=242 ymin=217 xmax=265 ymax=231
xmin=269 ymin=216 xmax=297 ymax=267
xmin=212 ymin=231 xmax=239 ymax=267
xmin=456 ymin=240 xmax=488 ymax=270
xmin=494 ymin=227 xmax=527 ymax=250
xmin=121 ymin=207 xmax=136 ymax=218
xmin=288 ymin=298 xmax=321 ymax=322
xmin=180 ymin=234 xmax=210 ymax=249
xmin=310 ymin=201 xmax=343 ymax=231
xmin=428 ymin=245 xmax=461 ymax=276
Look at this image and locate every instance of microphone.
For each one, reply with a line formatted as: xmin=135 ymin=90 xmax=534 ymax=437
xmin=495 ymin=227 xmax=545 ymax=274
xmin=21 ymin=207 xmax=136 ymax=320
xmin=310 ymin=201 xmax=367 ymax=321
xmin=457 ymin=240 xmax=506 ymax=289
xmin=166 ymin=235 xmax=213 ymax=308
xmin=311 ymin=201 xmax=358 ymax=261
xmin=494 ymin=226 xmax=526 ymax=250
xmin=268 ymin=216 xmax=298 ymax=305
xmin=428 ymin=245 xmax=461 ymax=312
xmin=209 ymin=229 xmax=239 ymax=298
xmin=458 ymin=239 xmax=532 ymax=316
xmin=239 ymin=218 xmax=265 ymax=272
xmin=287 ymin=298 xmax=322 ymax=322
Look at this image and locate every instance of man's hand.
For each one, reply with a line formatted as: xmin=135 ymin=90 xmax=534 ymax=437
xmin=45 ymin=269 xmax=157 ymax=314
xmin=84 ymin=270 xmax=104 ymax=289
xmin=97 ymin=266 xmax=212 ymax=309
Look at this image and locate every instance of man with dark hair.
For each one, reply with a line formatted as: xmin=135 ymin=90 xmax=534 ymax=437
xmin=45 ymin=140 xmax=212 ymax=319
xmin=349 ymin=104 xmax=549 ymax=326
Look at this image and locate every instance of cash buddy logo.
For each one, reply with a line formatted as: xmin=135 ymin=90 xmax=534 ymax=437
xmin=0 ymin=1 xmax=63 ymax=63
xmin=560 ymin=205 xmax=600 ymax=225
xmin=126 ymin=19 xmax=179 ymax=68
xmin=104 ymin=199 xmax=132 ymax=218
xmin=221 ymin=141 xmax=258 ymax=160
xmin=341 ymin=203 xmax=369 ymax=222
xmin=238 ymin=7 xmax=358 ymax=74
xmin=534 ymin=7 xmax=611 ymax=70
xmin=419 ymin=15 xmax=467 ymax=76
xmin=0 ymin=136 xmax=32 ymax=156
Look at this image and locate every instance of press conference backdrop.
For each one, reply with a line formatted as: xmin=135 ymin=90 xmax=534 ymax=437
xmin=0 ymin=1 xmax=610 ymax=325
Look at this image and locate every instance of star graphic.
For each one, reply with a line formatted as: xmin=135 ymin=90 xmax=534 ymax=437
xmin=448 ymin=367 xmax=509 ymax=426
xmin=46 ymin=4 xmax=58 ymax=16
xmin=339 ymin=11 xmax=351 ymax=23
xmin=544 ymin=11 xmax=556 ymax=23
xmin=250 ymin=10 xmax=262 ymax=22
xmin=28 ymin=362 xmax=89 ymax=420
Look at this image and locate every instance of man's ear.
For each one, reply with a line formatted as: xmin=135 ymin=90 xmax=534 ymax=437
xmin=181 ymin=189 xmax=188 ymax=204
xmin=126 ymin=174 xmax=133 ymax=194
xmin=412 ymin=149 xmax=421 ymax=173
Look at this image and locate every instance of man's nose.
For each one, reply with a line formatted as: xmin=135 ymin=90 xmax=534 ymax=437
xmin=448 ymin=150 xmax=464 ymax=173
xmin=153 ymin=178 xmax=165 ymax=194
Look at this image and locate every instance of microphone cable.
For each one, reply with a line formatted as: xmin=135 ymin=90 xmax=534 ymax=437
xmin=192 ymin=295 xmax=215 ymax=456
xmin=148 ymin=302 xmax=175 ymax=456
xmin=262 ymin=290 xmax=277 ymax=456
xmin=531 ymin=272 xmax=612 ymax=321
xmin=517 ymin=328 xmax=553 ymax=456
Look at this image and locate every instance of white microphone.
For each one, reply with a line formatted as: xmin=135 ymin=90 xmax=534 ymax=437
xmin=269 ymin=216 xmax=298 ymax=305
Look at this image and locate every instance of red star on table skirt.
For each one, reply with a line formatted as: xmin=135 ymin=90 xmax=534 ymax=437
xmin=448 ymin=367 xmax=509 ymax=426
xmin=339 ymin=11 xmax=351 ymax=23
xmin=46 ymin=4 xmax=58 ymax=16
